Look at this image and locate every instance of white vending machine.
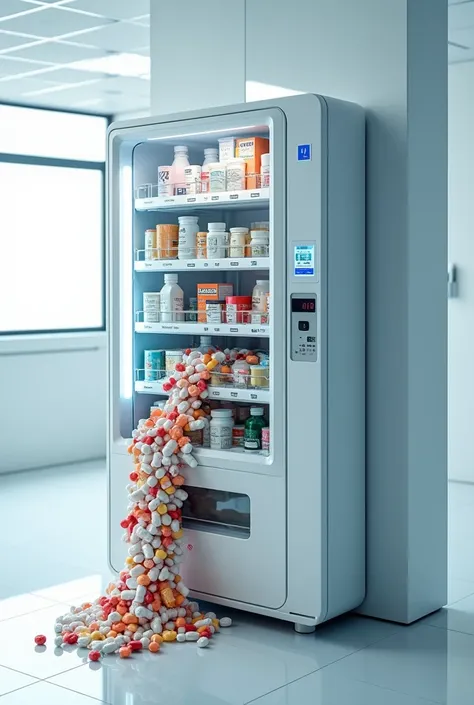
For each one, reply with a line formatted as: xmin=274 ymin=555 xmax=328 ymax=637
xmin=107 ymin=94 xmax=365 ymax=631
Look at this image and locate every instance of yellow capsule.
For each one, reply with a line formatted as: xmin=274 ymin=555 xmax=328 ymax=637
xmin=162 ymin=630 xmax=177 ymax=642
xmin=212 ymin=619 xmax=220 ymax=631
xmin=151 ymin=634 xmax=163 ymax=644
xmin=165 ymin=486 xmax=175 ymax=495
xmin=157 ymin=503 xmax=167 ymax=515
xmin=206 ymin=358 xmax=219 ymax=370
xmin=172 ymin=529 xmax=183 ymax=539
xmin=125 ymin=556 xmax=134 ymax=566
xmin=155 ymin=549 xmax=167 ymax=560
xmin=90 ymin=631 xmax=105 ymax=641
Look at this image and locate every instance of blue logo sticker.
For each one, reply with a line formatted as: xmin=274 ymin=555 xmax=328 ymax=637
xmin=297 ymin=144 xmax=311 ymax=161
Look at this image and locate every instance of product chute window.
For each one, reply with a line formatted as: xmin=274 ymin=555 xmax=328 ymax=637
xmin=182 ymin=487 xmax=250 ymax=538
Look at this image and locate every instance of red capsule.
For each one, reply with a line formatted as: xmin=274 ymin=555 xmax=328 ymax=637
xmin=129 ymin=640 xmax=143 ymax=651
xmin=148 ymin=486 xmax=158 ymax=497
xmin=185 ymin=624 xmax=197 ymax=632
xmin=144 ymin=436 xmax=154 ymax=445
xmin=175 ymin=363 xmax=185 ymax=372
xmin=89 ymin=650 xmax=101 ymax=662
xmin=162 ymin=383 xmax=172 ymax=392
xmin=185 ymin=348 xmax=191 ymax=355
xmin=34 ymin=634 xmax=47 ymax=646
xmin=144 ymin=591 xmax=154 ymax=604
xmin=167 ymin=411 xmax=178 ymax=421
xmin=66 ymin=633 xmax=78 ymax=645
xmin=129 ymin=472 xmax=138 ymax=482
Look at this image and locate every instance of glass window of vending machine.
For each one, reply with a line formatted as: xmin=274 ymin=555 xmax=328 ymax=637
xmin=108 ymin=95 xmax=365 ymax=631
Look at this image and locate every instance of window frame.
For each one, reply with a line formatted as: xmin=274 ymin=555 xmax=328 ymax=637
xmin=0 ymin=101 xmax=111 ymax=337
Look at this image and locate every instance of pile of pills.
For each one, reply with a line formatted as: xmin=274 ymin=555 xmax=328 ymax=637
xmin=41 ymin=349 xmax=232 ymax=660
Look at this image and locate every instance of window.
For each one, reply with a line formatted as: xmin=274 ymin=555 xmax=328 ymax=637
xmin=0 ymin=105 xmax=107 ymax=335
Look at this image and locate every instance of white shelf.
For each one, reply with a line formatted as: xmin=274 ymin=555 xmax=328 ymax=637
xmin=135 ymin=322 xmax=270 ymax=337
xmin=135 ymin=257 xmax=270 ymax=272
xmin=135 ymin=188 xmax=269 ymax=212
xmin=135 ymin=380 xmax=270 ymax=403
xmin=195 ymin=446 xmax=270 ymax=467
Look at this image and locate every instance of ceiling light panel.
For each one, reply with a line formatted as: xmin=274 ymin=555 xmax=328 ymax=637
xmin=68 ymin=0 xmax=150 ymax=21
xmin=4 ymin=39 xmax=107 ymax=62
xmin=0 ymin=30 xmax=42 ymax=51
xmin=69 ymin=21 xmax=148 ymax=52
xmin=0 ymin=6 xmax=113 ymax=37
xmin=69 ymin=52 xmax=149 ymax=78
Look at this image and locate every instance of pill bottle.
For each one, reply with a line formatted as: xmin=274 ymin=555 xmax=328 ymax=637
xmin=171 ymin=145 xmax=190 ymax=195
xmin=144 ymin=350 xmax=165 ymax=382
xmin=260 ymin=153 xmax=270 ymax=188
xmin=157 ymin=224 xmax=179 ymax=260
xmin=206 ymin=299 xmax=225 ymax=324
xmin=188 ymin=296 xmax=198 ymax=322
xmin=210 ymin=409 xmax=234 ymax=450
xmin=250 ymin=230 xmax=269 ymax=257
xmin=226 ymin=158 xmax=246 ymax=191
xmin=226 ymin=295 xmax=252 ymax=324
xmin=160 ymin=273 xmax=184 ymax=322
xmin=143 ymin=292 xmax=160 ymax=323
xmin=244 ymin=407 xmax=267 ymax=451
xmin=208 ymin=163 xmax=226 ymax=192
xmin=201 ymin=148 xmax=218 ymax=193
xmin=232 ymin=425 xmax=245 ymax=447
xmin=207 ymin=222 xmax=229 ymax=259
xmin=158 ymin=166 xmax=172 ymax=196
xmin=252 ymin=280 xmax=270 ymax=312
xmin=218 ymin=136 xmax=236 ymax=163
xmin=229 ymin=227 xmax=248 ymax=258
xmin=184 ymin=165 xmax=202 ymax=195
xmin=262 ymin=427 xmax=270 ymax=452
xmin=178 ymin=215 xmax=199 ymax=259
xmin=198 ymin=335 xmax=216 ymax=353
xmin=250 ymin=364 xmax=269 ymax=388
xmin=144 ymin=228 xmax=157 ymax=261
xmin=196 ymin=231 xmax=208 ymax=259
xmin=165 ymin=349 xmax=185 ymax=374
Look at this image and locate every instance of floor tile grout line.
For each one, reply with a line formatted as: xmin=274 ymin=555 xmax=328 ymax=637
xmin=0 ymin=663 xmax=45 ymax=681
xmin=37 ymin=679 xmax=110 ymax=704
xmin=0 ymin=681 xmax=42 ymax=701
xmin=423 ymin=621 xmax=474 ymax=639
xmin=243 ymin=626 xmax=411 ymax=704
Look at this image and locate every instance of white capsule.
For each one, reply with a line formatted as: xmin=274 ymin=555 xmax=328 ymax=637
xmin=158 ymin=490 xmax=169 ymax=503
xmin=126 ymin=577 xmax=138 ymax=589
xmin=133 ymin=553 xmax=145 ymax=563
xmin=197 ymin=636 xmax=210 ymax=648
xmin=135 ymin=585 xmax=146 ymax=603
xmin=164 ymin=621 xmax=175 ymax=630
xmin=177 ymin=633 xmax=186 ymax=642
xmin=161 ymin=513 xmax=172 ymax=526
xmin=102 ymin=641 xmax=119 ymax=655
xmin=128 ymin=542 xmax=142 ymax=557
xmin=121 ymin=590 xmax=136 ymax=600
xmin=136 ymin=606 xmax=154 ymax=620
xmin=194 ymin=618 xmax=211 ymax=628
xmin=143 ymin=543 xmax=154 ymax=559
xmin=109 ymin=611 xmax=122 ymax=623
xmin=141 ymin=463 xmax=153 ymax=475
xmin=177 ymin=582 xmax=189 ymax=597
xmin=90 ymin=640 xmax=105 ymax=651
xmin=147 ymin=475 xmax=158 ymax=487
xmin=171 ymin=519 xmax=180 ymax=533
xmin=151 ymin=617 xmax=163 ymax=633
xmin=219 ymin=617 xmax=232 ymax=627
xmin=141 ymin=637 xmax=151 ymax=648
xmin=185 ymin=631 xmax=200 ymax=642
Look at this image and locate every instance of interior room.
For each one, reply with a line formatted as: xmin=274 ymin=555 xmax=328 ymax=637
xmin=0 ymin=1 xmax=471 ymax=704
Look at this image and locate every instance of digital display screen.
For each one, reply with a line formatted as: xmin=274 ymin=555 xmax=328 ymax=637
xmin=294 ymin=244 xmax=315 ymax=276
xmin=292 ymin=298 xmax=316 ymax=313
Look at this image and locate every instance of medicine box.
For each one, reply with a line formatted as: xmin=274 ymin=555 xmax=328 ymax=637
xmin=235 ymin=137 xmax=270 ymax=189
xmin=197 ymin=283 xmax=234 ymax=323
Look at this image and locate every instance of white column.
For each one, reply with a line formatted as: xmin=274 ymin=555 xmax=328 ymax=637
xmin=150 ymin=0 xmax=245 ymax=115
xmin=150 ymin=0 xmax=448 ymax=624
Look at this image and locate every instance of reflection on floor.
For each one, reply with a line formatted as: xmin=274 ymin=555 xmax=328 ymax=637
xmin=0 ymin=462 xmax=471 ymax=704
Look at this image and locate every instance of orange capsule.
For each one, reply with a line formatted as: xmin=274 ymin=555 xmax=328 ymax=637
xmin=137 ymin=574 xmax=151 ymax=587
xmin=151 ymin=634 xmax=163 ymax=644
xmin=107 ymin=630 xmax=117 ymax=638
xmin=175 ymin=594 xmax=185 ymax=607
xmin=119 ymin=646 xmax=132 ymax=658
xmin=149 ymin=641 xmax=160 ymax=653
xmin=151 ymin=599 xmax=162 ymax=612
xmin=115 ymin=622 xmax=126 ymax=633
xmin=175 ymin=617 xmax=186 ymax=628
xmin=172 ymin=475 xmax=185 ymax=486
xmin=144 ymin=559 xmax=155 ymax=569
xmin=128 ymin=623 xmax=138 ymax=633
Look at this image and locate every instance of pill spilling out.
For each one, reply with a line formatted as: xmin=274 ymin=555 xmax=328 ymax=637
xmin=42 ymin=351 xmax=232 ymax=659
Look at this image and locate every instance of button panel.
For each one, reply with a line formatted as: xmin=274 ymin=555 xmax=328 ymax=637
xmin=291 ymin=294 xmax=317 ymax=362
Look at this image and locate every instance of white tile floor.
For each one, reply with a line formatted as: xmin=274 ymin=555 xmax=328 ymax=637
xmin=0 ymin=461 xmax=472 ymax=704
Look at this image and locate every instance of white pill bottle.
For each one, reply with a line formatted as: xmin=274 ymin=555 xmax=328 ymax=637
xmin=178 ymin=215 xmax=199 ymax=259
xmin=201 ymin=148 xmax=218 ymax=193
xmin=160 ymin=273 xmax=184 ymax=322
xmin=210 ymin=409 xmax=234 ymax=449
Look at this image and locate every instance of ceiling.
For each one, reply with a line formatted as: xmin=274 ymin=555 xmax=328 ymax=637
xmin=0 ymin=0 xmax=150 ymax=116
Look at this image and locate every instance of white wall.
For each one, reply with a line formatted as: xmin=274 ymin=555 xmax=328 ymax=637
xmin=150 ymin=0 xmax=447 ymax=623
xmin=448 ymin=61 xmax=474 ymax=483
xmin=0 ymin=334 xmax=106 ymax=474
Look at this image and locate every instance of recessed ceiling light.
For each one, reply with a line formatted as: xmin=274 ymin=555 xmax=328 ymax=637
xmin=68 ymin=53 xmax=150 ymax=79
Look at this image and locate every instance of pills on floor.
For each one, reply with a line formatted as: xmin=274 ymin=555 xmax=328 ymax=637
xmin=43 ymin=349 xmax=232 ymax=657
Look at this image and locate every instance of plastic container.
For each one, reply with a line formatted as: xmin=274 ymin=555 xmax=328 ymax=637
xmin=250 ymin=230 xmax=269 ymax=257
xmin=143 ymin=292 xmax=160 ymax=323
xmin=226 ymin=158 xmax=246 ymax=191
xmin=207 ymin=222 xmax=229 ymax=259
xmin=261 ymin=153 xmax=270 ymax=188
xmin=244 ymin=407 xmax=267 ymax=450
xmin=208 ymin=163 xmax=226 ymax=192
xmin=196 ymin=231 xmax=207 ymax=259
xmin=201 ymin=148 xmax=218 ymax=193
xmin=184 ymin=165 xmax=201 ymax=195
xmin=210 ymin=408 xmax=234 ymax=450
xmin=157 ymin=224 xmax=179 ymax=260
xmin=229 ymin=227 xmax=248 ymax=258
xmin=171 ymin=145 xmax=190 ymax=195
xmin=144 ymin=350 xmax=165 ymax=382
xmin=165 ymin=349 xmax=184 ymax=374
xmin=232 ymin=425 xmax=245 ymax=447
xmin=250 ymin=364 xmax=269 ymax=388
xmin=178 ymin=215 xmax=199 ymax=259
xmin=232 ymin=359 xmax=250 ymax=388
xmin=218 ymin=136 xmax=236 ymax=163
xmin=160 ymin=273 xmax=184 ymax=322
xmin=262 ymin=427 xmax=270 ymax=452
xmin=158 ymin=166 xmax=172 ymax=196
xmin=188 ymin=296 xmax=197 ymax=322
xmin=226 ymin=295 xmax=252 ymax=324
xmin=144 ymin=228 xmax=157 ymax=261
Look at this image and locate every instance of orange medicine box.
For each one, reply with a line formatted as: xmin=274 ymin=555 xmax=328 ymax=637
xmin=197 ymin=283 xmax=233 ymax=323
xmin=235 ymin=137 xmax=270 ymax=189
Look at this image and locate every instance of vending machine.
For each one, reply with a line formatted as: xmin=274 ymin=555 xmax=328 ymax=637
xmin=107 ymin=94 xmax=365 ymax=632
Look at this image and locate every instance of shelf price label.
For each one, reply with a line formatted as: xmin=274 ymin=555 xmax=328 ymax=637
xmin=250 ymin=393 xmax=258 ymax=400
xmin=213 ymin=261 xmax=220 ymax=268
xmin=251 ymin=327 xmax=267 ymax=334
xmin=250 ymin=260 xmax=258 ymax=267
xmin=230 ymin=392 xmax=239 ymax=398
xmin=229 ymin=327 xmax=239 ymax=333
xmin=186 ymin=262 xmax=196 ymax=268
xmin=230 ymin=261 xmax=239 ymax=267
